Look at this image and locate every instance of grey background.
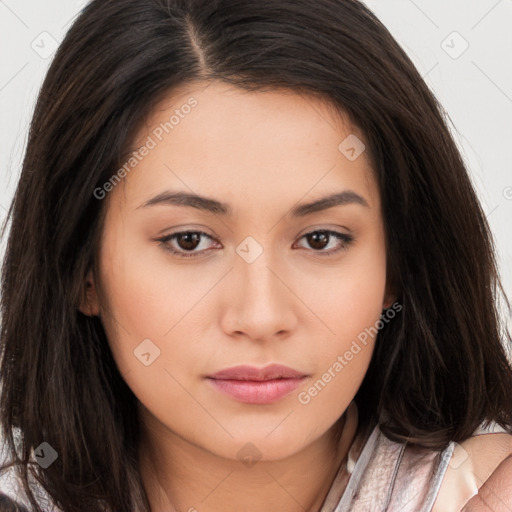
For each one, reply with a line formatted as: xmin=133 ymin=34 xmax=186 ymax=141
xmin=1 ymin=0 xmax=511 ymax=310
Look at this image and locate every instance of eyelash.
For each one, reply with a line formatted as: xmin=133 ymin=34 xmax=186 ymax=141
xmin=156 ymin=229 xmax=354 ymax=259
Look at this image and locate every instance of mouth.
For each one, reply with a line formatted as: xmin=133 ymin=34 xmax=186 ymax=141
xmin=205 ymin=364 xmax=309 ymax=404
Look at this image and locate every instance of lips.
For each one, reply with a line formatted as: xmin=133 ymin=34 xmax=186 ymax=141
xmin=206 ymin=364 xmax=309 ymax=404
xmin=207 ymin=364 xmax=307 ymax=381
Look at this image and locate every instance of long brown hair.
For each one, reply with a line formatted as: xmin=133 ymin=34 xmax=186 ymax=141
xmin=1 ymin=0 xmax=511 ymax=510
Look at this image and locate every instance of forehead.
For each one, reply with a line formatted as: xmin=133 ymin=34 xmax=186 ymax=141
xmin=115 ymin=80 xmax=380 ymax=214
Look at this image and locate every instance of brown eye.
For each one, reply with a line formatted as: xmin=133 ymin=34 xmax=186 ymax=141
xmin=306 ymin=231 xmax=330 ymax=250
xmin=294 ymin=230 xmax=353 ymax=256
xmin=174 ymin=232 xmax=202 ymax=251
xmin=156 ymin=231 xmax=218 ymax=258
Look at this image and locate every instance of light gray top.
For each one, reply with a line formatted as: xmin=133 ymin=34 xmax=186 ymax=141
xmin=319 ymin=422 xmax=454 ymax=511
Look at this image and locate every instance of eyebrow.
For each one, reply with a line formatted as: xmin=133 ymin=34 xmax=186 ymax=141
xmin=138 ymin=190 xmax=369 ymax=216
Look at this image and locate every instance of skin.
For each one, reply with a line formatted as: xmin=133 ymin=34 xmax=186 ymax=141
xmin=433 ymin=433 xmax=512 ymax=511
xmin=79 ymin=80 xmax=512 ymax=511
xmin=81 ymin=80 xmax=392 ymax=511
xmin=462 ymin=454 xmax=512 ymax=511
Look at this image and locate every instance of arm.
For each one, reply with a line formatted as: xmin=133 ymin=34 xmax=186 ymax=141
xmin=461 ymin=454 xmax=512 ymax=512
xmin=432 ymin=432 xmax=512 ymax=511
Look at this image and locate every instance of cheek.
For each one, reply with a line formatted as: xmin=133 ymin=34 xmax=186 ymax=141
xmin=95 ymin=250 xmax=206 ymax=416
xmin=296 ymin=341 xmax=373 ymax=433
xmin=301 ymin=231 xmax=387 ymax=343
xmin=297 ymin=232 xmax=387 ymax=400
xmin=95 ymin=226 xmax=230 ymax=417
xmin=294 ymin=275 xmax=386 ymax=433
xmin=97 ymin=224 xmax=204 ymax=342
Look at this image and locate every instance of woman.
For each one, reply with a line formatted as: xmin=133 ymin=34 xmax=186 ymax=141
xmin=1 ymin=0 xmax=511 ymax=511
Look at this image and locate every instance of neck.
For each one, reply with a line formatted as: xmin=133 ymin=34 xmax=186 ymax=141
xmin=138 ymin=402 xmax=359 ymax=512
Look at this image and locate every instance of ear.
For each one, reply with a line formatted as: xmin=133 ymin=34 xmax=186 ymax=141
xmin=382 ymin=292 xmax=396 ymax=310
xmin=78 ymin=269 xmax=100 ymax=317
xmin=382 ymin=281 xmax=398 ymax=310
xmin=382 ymin=262 xmax=399 ymax=310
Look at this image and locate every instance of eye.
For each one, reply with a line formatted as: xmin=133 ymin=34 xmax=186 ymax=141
xmin=156 ymin=229 xmax=354 ymax=259
xmin=156 ymin=231 xmax=219 ymax=258
xmin=293 ymin=230 xmax=354 ymax=256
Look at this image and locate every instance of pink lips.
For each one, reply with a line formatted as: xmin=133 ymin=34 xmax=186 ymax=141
xmin=206 ymin=364 xmax=308 ymax=404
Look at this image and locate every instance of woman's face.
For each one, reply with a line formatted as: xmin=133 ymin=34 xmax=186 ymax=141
xmin=83 ymin=80 xmax=392 ymax=461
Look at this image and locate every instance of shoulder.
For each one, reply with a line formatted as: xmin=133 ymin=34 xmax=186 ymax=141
xmin=432 ymin=426 xmax=512 ymax=511
xmin=0 ymin=492 xmax=30 ymax=511
xmin=0 ymin=461 xmax=61 ymax=512
xmin=0 ymin=465 xmax=30 ymax=511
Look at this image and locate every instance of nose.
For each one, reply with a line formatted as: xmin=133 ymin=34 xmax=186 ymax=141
xmin=219 ymin=248 xmax=298 ymax=343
